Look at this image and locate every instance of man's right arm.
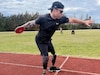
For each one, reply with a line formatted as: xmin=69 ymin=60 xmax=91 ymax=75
xmin=20 ymin=16 xmax=41 ymax=28
xmin=21 ymin=20 xmax=37 ymax=28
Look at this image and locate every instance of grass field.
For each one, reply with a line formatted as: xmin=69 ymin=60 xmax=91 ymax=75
xmin=0 ymin=30 xmax=100 ymax=58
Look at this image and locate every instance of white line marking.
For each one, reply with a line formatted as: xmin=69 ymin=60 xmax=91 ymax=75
xmin=0 ymin=61 xmax=99 ymax=75
xmin=54 ymin=56 xmax=69 ymax=75
xmin=59 ymin=56 xmax=69 ymax=68
xmin=61 ymin=69 xmax=100 ymax=75
xmin=0 ymin=53 xmax=100 ymax=75
xmin=54 ymin=56 xmax=100 ymax=75
xmin=0 ymin=62 xmax=43 ymax=69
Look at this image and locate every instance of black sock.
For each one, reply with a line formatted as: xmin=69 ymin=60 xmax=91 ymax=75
xmin=52 ymin=54 xmax=56 ymax=66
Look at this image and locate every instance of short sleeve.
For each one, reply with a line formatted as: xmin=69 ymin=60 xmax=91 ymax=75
xmin=35 ymin=16 xmax=42 ymax=25
xmin=59 ymin=16 xmax=69 ymax=24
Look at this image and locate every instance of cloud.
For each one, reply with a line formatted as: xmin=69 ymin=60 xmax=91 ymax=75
xmin=0 ymin=0 xmax=26 ymax=15
xmin=0 ymin=0 xmax=100 ymax=23
xmin=64 ymin=7 xmax=89 ymax=12
xmin=96 ymin=0 xmax=100 ymax=5
xmin=0 ymin=0 xmax=63 ymax=15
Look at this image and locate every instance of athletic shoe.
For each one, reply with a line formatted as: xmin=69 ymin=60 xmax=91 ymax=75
xmin=48 ymin=66 xmax=60 ymax=72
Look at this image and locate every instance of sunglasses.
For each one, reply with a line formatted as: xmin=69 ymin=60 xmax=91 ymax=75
xmin=59 ymin=10 xmax=63 ymax=13
xmin=57 ymin=9 xmax=63 ymax=13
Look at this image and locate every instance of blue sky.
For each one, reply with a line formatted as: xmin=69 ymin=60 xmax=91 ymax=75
xmin=0 ymin=0 xmax=100 ymax=23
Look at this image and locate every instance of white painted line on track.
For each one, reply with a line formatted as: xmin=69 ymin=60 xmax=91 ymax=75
xmin=0 ymin=61 xmax=43 ymax=69
xmin=54 ymin=56 xmax=69 ymax=75
xmin=61 ymin=69 xmax=100 ymax=75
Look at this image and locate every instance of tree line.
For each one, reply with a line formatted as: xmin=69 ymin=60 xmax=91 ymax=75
xmin=0 ymin=12 xmax=39 ymax=31
xmin=0 ymin=12 xmax=100 ymax=31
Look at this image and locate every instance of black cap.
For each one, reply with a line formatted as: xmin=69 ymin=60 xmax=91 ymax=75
xmin=48 ymin=1 xmax=64 ymax=10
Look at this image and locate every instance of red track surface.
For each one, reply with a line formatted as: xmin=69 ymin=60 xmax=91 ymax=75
xmin=0 ymin=53 xmax=100 ymax=75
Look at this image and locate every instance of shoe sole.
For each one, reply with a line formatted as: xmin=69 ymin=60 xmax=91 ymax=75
xmin=48 ymin=69 xmax=60 ymax=72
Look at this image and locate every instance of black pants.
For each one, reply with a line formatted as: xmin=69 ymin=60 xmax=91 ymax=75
xmin=35 ymin=36 xmax=56 ymax=69
xmin=35 ymin=38 xmax=55 ymax=56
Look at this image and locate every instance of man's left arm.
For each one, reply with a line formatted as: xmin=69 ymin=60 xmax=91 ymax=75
xmin=68 ymin=18 xmax=93 ymax=27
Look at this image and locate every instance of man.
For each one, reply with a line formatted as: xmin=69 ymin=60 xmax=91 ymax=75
xmin=59 ymin=27 xmax=63 ymax=34
xmin=16 ymin=1 xmax=93 ymax=75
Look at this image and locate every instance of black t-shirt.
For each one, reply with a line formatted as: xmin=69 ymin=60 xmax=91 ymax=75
xmin=35 ymin=14 xmax=69 ymax=43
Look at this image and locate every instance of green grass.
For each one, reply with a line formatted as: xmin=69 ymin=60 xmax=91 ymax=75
xmin=0 ymin=30 xmax=100 ymax=58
